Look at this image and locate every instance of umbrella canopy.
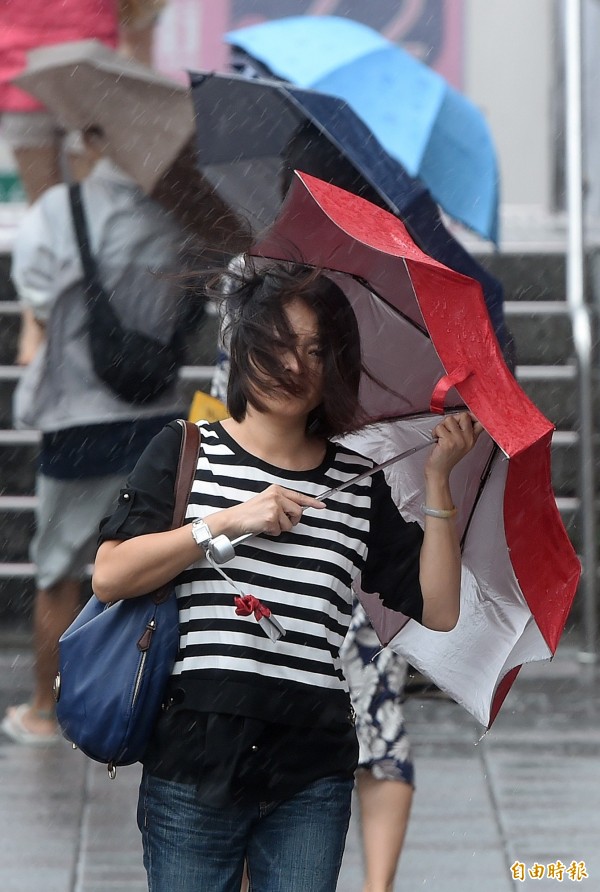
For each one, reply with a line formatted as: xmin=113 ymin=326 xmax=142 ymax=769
xmin=13 ymin=40 xmax=249 ymax=253
xmin=248 ymin=172 xmax=580 ymax=728
xmin=190 ymin=71 xmax=506 ymax=345
xmin=14 ymin=38 xmax=194 ymax=194
xmin=225 ymin=15 xmax=500 ymax=243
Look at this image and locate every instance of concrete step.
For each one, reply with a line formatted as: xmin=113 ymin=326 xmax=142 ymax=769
xmin=0 ymin=371 xmax=217 ymax=432
xmin=475 ymin=252 xmax=569 ymax=302
xmin=0 ymin=496 xmax=586 ymax=574
xmin=0 ymin=403 xmax=583 ymax=496
xmin=0 ymin=433 xmax=584 ymax=565
xmin=0 ymin=254 xmax=14 ymax=301
xmin=504 ymin=300 xmax=574 ymax=365
xmin=0 ymin=439 xmax=38 ymax=494
xmin=0 ymin=301 xmax=18 ymax=367
xmin=0 ymin=245 xmax=595 ymax=628
xmin=0 ymin=302 xmax=577 ymax=369
xmin=0 ymin=363 xmax=217 ymax=383
xmin=0 ymin=351 xmax=586 ymax=496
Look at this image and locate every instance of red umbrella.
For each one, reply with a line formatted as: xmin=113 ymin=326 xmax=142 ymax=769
xmin=248 ymin=172 xmax=581 ymax=728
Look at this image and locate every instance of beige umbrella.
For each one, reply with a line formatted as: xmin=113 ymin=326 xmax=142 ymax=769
xmin=15 ymin=39 xmax=194 ymax=194
xmin=14 ymin=39 xmax=251 ymax=253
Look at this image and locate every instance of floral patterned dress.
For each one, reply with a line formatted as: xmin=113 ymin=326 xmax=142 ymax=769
xmin=340 ymin=602 xmax=414 ymax=786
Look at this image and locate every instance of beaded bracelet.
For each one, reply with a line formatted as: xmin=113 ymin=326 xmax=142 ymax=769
xmin=423 ymin=505 xmax=457 ymax=519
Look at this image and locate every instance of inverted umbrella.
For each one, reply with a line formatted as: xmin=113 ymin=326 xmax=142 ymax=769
xmin=190 ymin=71 xmax=506 ymax=345
xmin=14 ymin=38 xmax=193 ymax=193
xmin=225 ymin=15 xmax=500 ymax=243
xmin=14 ymin=40 xmax=248 ymax=252
xmin=247 ymin=172 xmax=580 ymax=728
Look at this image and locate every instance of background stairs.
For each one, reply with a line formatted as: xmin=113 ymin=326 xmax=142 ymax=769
xmin=0 ymin=242 xmax=596 ymax=633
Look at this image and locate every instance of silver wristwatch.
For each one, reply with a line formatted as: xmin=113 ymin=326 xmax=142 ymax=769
xmin=191 ymin=518 xmax=213 ymax=551
xmin=191 ymin=518 xmax=236 ymax=565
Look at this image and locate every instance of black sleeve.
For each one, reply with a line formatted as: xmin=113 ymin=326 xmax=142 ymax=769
xmin=98 ymin=421 xmax=183 ymax=543
xmin=361 ymin=471 xmax=424 ymax=622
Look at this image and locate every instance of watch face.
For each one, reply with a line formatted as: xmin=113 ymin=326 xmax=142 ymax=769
xmin=193 ymin=520 xmax=212 ymax=547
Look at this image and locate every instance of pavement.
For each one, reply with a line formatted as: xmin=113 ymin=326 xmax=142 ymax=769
xmin=0 ymin=627 xmax=598 ymax=892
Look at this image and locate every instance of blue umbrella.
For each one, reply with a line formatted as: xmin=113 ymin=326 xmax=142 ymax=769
xmin=225 ymin=15 xmax=500 ymax=244
xmin=190 ymin=71 xmax=506 ymax=345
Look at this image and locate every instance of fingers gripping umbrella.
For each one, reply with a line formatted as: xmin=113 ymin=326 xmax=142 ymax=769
xmin=248 ymin=173 xmax=580 ymax=728
xmin=226 ymin=15 xmax=500 ymax=244
xmin=190 ymin=71 xmax=506 ymax=344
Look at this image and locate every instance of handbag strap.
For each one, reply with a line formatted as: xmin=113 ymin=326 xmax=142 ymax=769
xmin=68 ymin=182 xmax=102 ymax=290
xmin=152 ymin=420 xmax=200 ymax=604
xmin=172 ymin=419 xmax=201 ymax=530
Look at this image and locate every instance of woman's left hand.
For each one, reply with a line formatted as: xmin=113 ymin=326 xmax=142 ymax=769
xmin=426 ymin=412 xmax=484 ymax=478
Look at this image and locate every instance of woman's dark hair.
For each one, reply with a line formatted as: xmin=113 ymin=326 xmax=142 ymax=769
xmin=210 ymin=259 xmax=364 ymax=439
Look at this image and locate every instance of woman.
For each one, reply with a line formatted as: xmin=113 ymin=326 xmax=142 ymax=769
xmin=93 ymin=260 xmax=481 ymax=892
xmin=341 ymin=603 xmax=415 ymax=892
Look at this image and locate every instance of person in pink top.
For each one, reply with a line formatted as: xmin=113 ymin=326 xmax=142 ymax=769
xmin=1 ymin=1 xmax=168 ymax=367
xmin=0 ymin=0 xmax=119 ymax=370
xmin=0 ymin=0 xmax=119 ymax=203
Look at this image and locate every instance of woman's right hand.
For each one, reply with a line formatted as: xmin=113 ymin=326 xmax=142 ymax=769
xmin=214 ymin=485 xmax=325 ymax=539
xmin=94 ymin=487 xmax=325 ymax=604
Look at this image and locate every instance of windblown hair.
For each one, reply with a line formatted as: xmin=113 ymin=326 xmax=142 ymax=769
xmin=209 ymin=259 xmax=365 ymax=439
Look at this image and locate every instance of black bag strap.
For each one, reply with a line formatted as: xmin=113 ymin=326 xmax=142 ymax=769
xmin=153 ymin=420 xmax=200 ymax=605
xmin=68 ymin=182 xmax=102 ymax=290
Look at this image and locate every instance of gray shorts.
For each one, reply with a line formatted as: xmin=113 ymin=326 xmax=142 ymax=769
xmin=32 ymin=473 xmax=125 ymax=590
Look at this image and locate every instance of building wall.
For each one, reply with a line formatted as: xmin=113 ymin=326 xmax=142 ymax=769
xmin=0 ymin=0 xmax=564 ymax=221
xmin=464 ymin=0 xmax=554 ymax=215
xmin=154 ymin=0 xmax=559 ymax=220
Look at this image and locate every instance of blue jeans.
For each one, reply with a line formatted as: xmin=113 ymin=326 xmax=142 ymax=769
xmin=137 ymin=771 xmax=354 ymax=892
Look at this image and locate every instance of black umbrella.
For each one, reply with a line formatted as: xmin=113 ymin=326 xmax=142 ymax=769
xmin=190 ymin=70 xmax=507 ymax=346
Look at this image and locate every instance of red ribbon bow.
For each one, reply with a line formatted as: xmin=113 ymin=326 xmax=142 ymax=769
xmin=234 ymin=594 xmax=272 ymax=621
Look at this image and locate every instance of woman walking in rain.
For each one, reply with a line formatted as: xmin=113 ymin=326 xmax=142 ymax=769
xmin=93 ymin=259 xmax=481 ymax=892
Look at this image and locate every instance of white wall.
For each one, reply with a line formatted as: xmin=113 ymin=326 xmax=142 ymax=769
xmin=464 ymin=0 xmax=554 ymax=214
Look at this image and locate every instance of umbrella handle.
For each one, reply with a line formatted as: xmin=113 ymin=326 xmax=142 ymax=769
xmin=208 ymin=438 xmax=435 ymax=563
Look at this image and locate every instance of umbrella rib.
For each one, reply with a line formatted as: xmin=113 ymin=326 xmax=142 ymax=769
xmin=283 ymin=87 xmax=405 ymax=218
xmin=352 ymin=275 xmax=431 ymax=338
xmin=364 ymin=405 xmax=468 ymax=426
xmin=459 ymin=442 xmax=500 ymax=553
xmin=228 ymin=439 xmax=434 ymax=552
xmin=318 ymin=439 xmax=433 ymax=499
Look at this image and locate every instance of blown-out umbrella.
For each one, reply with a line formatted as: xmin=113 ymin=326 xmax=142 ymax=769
xmin=14 ymin=40 xmax=248 ymax=252
xmin=14 ymin=38 xmax=193 ymax=193
xmin=225 ymin=15 xmax=500 ymax=243
xmin=191 ymin=70 xmax=506 ymax=345
xmin=246 ymin=173 xmax=580 ymax=728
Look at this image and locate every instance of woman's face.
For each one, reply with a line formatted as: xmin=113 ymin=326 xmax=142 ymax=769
xmin=252 ymin=297 xmax=325 ymax=419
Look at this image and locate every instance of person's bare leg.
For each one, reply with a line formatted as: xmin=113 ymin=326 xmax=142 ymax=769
xmin=6 ymin=579 xmax=81 ymax=735
xmin=356 ymin=770 xmax=413 ymax=892
xmin=12 ymin=145 xmax=62 ymax=204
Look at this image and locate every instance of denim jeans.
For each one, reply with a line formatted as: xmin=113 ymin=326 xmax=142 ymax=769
xmin=137 ymin=771 xmax=354 ymax=892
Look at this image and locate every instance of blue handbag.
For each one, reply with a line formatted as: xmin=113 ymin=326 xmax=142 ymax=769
xmin=53 ymin=419 xmax=200 ymax=776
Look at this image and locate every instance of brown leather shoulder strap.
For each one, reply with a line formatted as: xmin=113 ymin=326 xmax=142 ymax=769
xmin=172 ymin=419 xmax=201 ymax=530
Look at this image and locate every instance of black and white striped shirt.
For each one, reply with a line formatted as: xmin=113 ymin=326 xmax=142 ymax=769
xmin=100 ymin=420 xmax=424 ymax=728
